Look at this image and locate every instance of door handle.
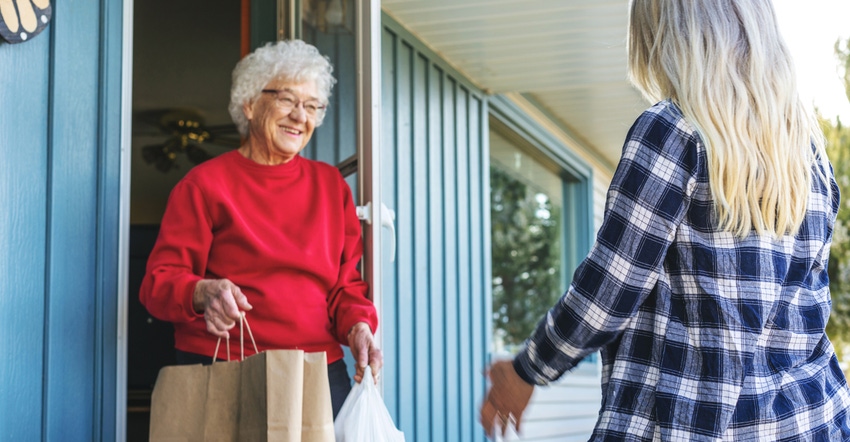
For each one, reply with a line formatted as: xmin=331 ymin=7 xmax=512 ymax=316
xmin=356 ymin=202 xmax=396 ymax=262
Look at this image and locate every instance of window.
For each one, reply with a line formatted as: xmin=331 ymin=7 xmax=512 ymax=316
xmin=490 ymin=128 xmax=565 ymax=355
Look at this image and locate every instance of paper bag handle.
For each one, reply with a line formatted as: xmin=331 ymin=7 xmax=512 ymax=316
xmin=212 ymin=312 xmax=259 ymax=362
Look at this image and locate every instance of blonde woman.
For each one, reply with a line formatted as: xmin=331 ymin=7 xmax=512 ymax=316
xmin=481 ymin=0 xmax=850 ymax=439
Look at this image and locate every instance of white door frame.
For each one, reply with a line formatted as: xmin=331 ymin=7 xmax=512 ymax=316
xmin=355 ymin=0 xmax=386 ymax=380
xmin=116 ymin=0 xmax=135 ymax=439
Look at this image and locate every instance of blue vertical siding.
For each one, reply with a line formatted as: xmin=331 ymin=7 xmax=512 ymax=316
xmin=380 ymin=27 xmax=401 ymax=429
xmin=0 ymin=27 xmax=51 ymax=442
xmin=45 ymin=1 xmax=101 ymax=438
xmin=381 ymin=14 xmax=490 ymax=442
xmin=467 ymin=96 xmax=487 ymax=441
xmin=392 ymin=37 xmax=416 ymax=434
xmin=411 ymin=52 xmax=430 ymax=442
xmin=426 ymin=62 xmax=448 ymax=439
xmin=301 ymin=29 xmax=358 ymax=167
xmin=0 ymin=0 xmax=125 ymax=440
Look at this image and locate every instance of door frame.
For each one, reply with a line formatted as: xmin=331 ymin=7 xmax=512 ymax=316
xmin=116 ymin=0 xmax=135 ymax=439
xmin=355 ymin=0 xmax=386 ymax=363
xmin=115 ymin=1 xmax=386 ymax=439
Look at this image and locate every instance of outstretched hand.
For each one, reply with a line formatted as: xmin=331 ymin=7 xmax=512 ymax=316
xmin=480 ymin=360 xmax=534 ymax=438
xmin=348 ymin=322 xmax=383 ymax=384
xmin=193 ymin=278 xmax=253 ymax=339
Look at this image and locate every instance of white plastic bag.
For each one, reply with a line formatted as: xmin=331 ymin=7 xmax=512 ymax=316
xmin=334 ymin=366 xmax=405 ymax=442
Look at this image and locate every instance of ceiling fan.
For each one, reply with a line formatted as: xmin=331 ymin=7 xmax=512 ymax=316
xmin=134 ymin=108 xmax=241 ymax=173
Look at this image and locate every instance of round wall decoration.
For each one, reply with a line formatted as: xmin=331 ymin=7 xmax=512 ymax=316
xmin=0 ymin=0 xmax=52 ymax=44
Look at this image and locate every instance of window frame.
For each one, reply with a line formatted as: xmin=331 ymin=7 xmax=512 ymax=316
xmin=488 ymin=95 xmax=595 ymax=290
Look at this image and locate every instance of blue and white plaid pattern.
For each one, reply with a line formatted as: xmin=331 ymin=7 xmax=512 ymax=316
xmin=513 ymin=100 xmax=850 ymax=441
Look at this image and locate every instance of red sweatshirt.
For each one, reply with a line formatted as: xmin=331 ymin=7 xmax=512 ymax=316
xmin=139 ymin=150 xmax=378 ymax=363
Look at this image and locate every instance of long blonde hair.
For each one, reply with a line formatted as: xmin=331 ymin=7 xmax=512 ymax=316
xmin=627 ymin=0 xmax=828 ymax=237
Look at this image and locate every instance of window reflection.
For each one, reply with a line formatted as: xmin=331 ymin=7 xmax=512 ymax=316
xmin=490 ymin=130 xmax=563 ymax=355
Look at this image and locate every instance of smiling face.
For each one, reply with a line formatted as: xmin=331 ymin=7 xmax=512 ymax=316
xmin=241 ymin=79 xmax=321 ymax=165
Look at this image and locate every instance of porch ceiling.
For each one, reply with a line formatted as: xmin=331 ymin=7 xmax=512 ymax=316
xmin=382 ymin=0 xmax=650 ymax=169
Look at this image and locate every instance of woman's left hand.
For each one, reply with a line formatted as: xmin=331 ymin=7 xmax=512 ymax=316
xmin=348 ymin=322 xmax=383 ymax=383
xmin=480 ymin=360 xmax=534 ymax=438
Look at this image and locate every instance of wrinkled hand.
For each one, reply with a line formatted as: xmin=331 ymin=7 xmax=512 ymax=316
xmin=193 ymin=278 xmax=253 ymax=339
xmin=348 ymin=322 xmax=383 ymax=384
xmin=479 ymin=360 xmax=534 ymax=438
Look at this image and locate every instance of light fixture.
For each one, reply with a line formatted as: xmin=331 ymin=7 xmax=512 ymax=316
xmin=325 ymin=0 xmax=344 ymax=27
xmin=302 ymin=0 xmax=351 ymax=34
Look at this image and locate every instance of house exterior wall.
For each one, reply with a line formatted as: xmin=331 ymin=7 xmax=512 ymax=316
xmin=0 ymin=0 xmax=126 ymax=440
xmin=0 ymin=1 xmax=621 ymax=440
xmin=379 ymin=11 xmax=624 ymax=441
xmin=379 ymin=14 xmax=491 ymax=442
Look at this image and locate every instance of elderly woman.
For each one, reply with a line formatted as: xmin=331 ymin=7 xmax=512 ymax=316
xmin=139 ymin=40 xmax=381 ymax=417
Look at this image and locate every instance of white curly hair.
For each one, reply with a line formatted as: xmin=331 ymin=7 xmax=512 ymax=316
xmin=228 ymin=40 xmax=336 ymax=136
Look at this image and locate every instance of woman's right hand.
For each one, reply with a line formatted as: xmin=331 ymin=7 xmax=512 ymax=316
xmin=192 ymin=278 xmax=253 ymax=339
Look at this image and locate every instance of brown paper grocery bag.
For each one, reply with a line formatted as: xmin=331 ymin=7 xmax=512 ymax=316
xmin=149 ymin=349 xmax=334 ymax=442
xmin=299 ymin=352 xmax=335 ymax=440
xmin=238 ymin=350 xmax=335 ymax=442
xmin=149 ymin=359 xmax=241 ymax=441
xmin=148 ymin=363 xmax=210 ymax=441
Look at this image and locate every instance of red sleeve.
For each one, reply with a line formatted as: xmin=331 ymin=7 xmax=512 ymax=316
xmin=326 ymin=175 xmax=379 ymax=344
xmin=139 ymin=179 xmax=210 ymax=323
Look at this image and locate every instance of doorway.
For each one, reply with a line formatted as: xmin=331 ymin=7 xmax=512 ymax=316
xmin=127 ymin=0 xmax=243 ymax=439
xmin=126 ymin=0 xmax=369 ymax=439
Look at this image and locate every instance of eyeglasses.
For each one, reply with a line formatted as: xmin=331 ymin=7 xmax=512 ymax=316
xmin=261 ymin=89 xmax=326 ymax=118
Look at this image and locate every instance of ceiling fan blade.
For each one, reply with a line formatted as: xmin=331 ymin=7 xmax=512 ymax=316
xmin=185 ymin=144 xmax=213 ymax=165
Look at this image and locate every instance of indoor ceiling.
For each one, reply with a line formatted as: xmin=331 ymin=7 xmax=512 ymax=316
xmin=382 ymin=0 xmax=650 ymax=170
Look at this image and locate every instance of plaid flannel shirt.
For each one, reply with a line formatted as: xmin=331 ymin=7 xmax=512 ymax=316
xmin=513 ymin=100 xmax=850 ymax=441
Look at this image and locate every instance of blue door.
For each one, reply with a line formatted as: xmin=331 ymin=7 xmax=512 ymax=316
xmin=0 ymin=0 xmax=126 ymax=440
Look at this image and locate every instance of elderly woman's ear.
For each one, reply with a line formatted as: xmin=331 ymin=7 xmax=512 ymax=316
xmin=241 ymin=101 xmax=254 ymax=121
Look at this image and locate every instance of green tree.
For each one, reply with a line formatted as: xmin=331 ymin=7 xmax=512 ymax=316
xmin=825 ymin=37 xmax=850 ymax=358
xmin=824 ymin=116 xmax=850 ymax=345
xmin=490 ymin=166 xmax=562 ymax=349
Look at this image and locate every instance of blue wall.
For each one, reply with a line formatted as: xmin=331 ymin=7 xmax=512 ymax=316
xmin=301 ymin=24 xmax=358 ymax=168
xmin=0 ymin=0 xmax=125 ymax=440
xmin=380 ymin=14 xmax=491 ymax=442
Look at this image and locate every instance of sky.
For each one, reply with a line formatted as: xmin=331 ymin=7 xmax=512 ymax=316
xmin=773 ymin=0 xmax=850 ymax=122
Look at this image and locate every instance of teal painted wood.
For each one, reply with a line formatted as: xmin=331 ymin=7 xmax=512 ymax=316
xmin=250 ymin=0 xmax=278 ymax=50
xmin=301 ymin=29 xmax=357 ymax=167
xmin=411 ymin=52 xmax=430 ymax=442
xmin=95 ymin=0 xmax=127 ymax=438
xmin=563 ymin=179 xmax=594 ymax=285
xmin=379 ymin=25 xmax=400 ymax=425
xmin=382 ymin=14 xmax=489 ymax=442
xmin=45 ymin=1 xmax=101 ymax=438
xmin=467 ymin=95 xmax=487 ymax=441
xmin=455 ymin=85 xmax=473 ymax=442
xmin=441 ymin=75 xmax=461 ymax=441
xmin=0 ymin=0 xmax=125 ymax=439
xmin=426 ymin=63 xmax=448 ymax=439
xmin=393 ymin=38 xmax=416 ymax=435
xmin=0 ymin=30 xmax=51 ymax=442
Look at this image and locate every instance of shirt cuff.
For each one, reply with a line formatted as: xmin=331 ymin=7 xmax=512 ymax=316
xmin=512 ymin=348 xmax=547 ymax=386
xmin=183 ymin=277 xmax=205 ymax=320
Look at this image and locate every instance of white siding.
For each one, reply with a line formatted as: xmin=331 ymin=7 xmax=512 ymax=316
xmin=501 ymin=364 xmax=602 ymax=441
